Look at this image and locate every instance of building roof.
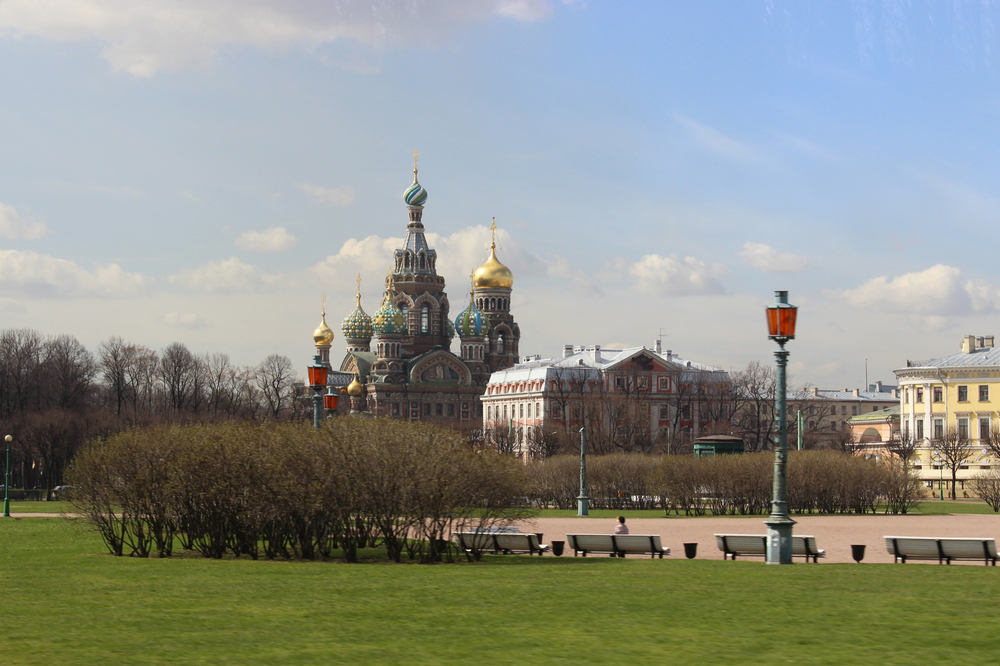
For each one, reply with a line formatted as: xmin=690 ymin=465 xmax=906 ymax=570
xmin=786 ymin=389 xmax=898 ymax=402
xmin=848 ymin=405 xmax=900 ymax=424
xmin=902 ymin=345 xmax=1000 ymax=371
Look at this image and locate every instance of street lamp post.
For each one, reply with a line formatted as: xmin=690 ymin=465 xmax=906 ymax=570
xmin=577 ymin=427 xmax=589 ymax=516
xmin=765 ymin=290 xmax=798 ymax=565
xmin=3 ymin=434 xmax=10 ymax=518
xmin=307 ymin=355 xmax=329 ymax=430
xmin=323 ymin=387 xmax=340 ymax=418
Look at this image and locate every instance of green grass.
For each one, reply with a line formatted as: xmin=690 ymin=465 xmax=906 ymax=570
xmin=6 ymin=500 xmax=72 ymax=514
xmin=3 ymin=518 xmax=1000 ymax=664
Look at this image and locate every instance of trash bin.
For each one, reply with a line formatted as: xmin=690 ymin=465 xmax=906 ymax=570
xmin=851 ymin=544 xmax=866 ymax=563
xmin=683 ymin=542 xmax=698 ymax=559
xmin=551 ymin=540 xmax=565 ymax=557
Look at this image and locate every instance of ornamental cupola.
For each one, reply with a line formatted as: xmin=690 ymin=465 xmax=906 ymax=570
xmin=312 ymin=294 xmax=334 ymax=367
xmin=456 ymin=277 xmax=490 ymax=362
xmin=341 ymin=274 xmax=373 ymax=353
xmin=372 ymin=272 xmax=405 ymax=361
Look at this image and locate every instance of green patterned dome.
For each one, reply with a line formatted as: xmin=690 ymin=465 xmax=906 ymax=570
xmin=455 ymin=298 xmax=489 ymax=337
xmin=372 ymin=274 xmax=407 ymax=336
xmin=446 ymin=319 xmax=456 ymax=340
xmin=342 ymin=293 xmax=373 ymax=341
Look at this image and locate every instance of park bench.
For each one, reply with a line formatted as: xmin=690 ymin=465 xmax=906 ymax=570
xmin=565 ymin=534 xmax=671 ymax=558
xmin=714 ymin=534 xmax=826 ymax=562
xmin=884 ymin=536 xmax=999 ymax=565
xmin=453 ymin=532 xmax=549 ymax=556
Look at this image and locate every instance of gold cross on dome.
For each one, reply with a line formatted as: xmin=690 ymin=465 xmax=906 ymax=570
xmin=413 ymin=149 xmax=419 ymax=176
xmin=321 ymin=292 xmax=326 ymax=316
xmin=490 ymin=217 xmax=497 ymax=247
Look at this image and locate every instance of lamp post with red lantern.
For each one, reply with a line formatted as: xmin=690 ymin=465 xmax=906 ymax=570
xmin=323 ymin=387 xmax=340 ymax=418
xmin=765 ymin=290 xmax=798 ymax=564
xmin=307 ymin=355 xmax=329 ymax=429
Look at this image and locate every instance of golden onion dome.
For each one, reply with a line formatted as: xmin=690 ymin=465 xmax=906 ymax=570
xmin=313 ymin=301 xmax=334 ymax=345
xmin=347 ymin=375 xmax=363 ymax=396
xmin=473 ymin=219 xmax=513 ymax=289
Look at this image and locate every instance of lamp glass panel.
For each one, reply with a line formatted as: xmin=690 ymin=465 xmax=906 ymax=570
xmin=766 ymin=308 xmax=779 ymax=337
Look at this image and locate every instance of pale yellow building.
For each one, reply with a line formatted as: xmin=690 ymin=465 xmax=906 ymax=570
xmin=895 ymin=335 xmax=999 ymax=493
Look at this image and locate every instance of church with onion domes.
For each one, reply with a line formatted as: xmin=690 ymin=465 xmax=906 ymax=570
xmin=309 ymin=154 xmax=519 ymax=423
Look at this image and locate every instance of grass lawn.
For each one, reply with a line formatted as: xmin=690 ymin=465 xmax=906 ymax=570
xmin=6 ymin=500 xmax=72 ymax=514
xmin=2 ymin=518 xmax=1000 ymax=664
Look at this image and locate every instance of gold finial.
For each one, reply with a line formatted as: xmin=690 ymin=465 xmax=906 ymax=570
xmin=490 ymin=217 xmax=497 ymax=249
xmin=355 ymin=274 xmax=362 ymax=307
xmin=321 ymin=292 xmax=326 ymax=317
xmin=470 ymin=270 xmax=476 ymax=299
xmin=413 ymin=149 xmax=419 ymax=178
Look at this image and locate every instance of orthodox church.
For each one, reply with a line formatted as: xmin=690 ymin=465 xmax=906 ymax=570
xmin=310 ymin=156 xmax=520 ymax=423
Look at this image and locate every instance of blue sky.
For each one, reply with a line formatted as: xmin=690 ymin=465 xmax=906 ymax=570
xmin=1 ymin=0 xmax=999 ymax=388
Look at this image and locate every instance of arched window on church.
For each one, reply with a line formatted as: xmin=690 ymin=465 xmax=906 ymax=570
xmin=421 ymin=305 xmax=430 ymax=333
xmin=419 ymin=254 xmax=425 ymax=270
xmin=404 ymin=253 xmax=410 ymax=270
xmin=497 ymin=333 xmax=505 ymax=355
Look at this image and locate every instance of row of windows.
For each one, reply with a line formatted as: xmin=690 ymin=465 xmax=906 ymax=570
xmin=613 ymin=375 xmax=672 ymax=391
xmin=908 ymin=416 xmax=992 ymax=441
xmin=388 ymin=401 xmax=482 ymax=418
xmin=910 ymin=385 xmax=990 ymax=403
xmin=485 ymin=401 xmax=728 ymax=422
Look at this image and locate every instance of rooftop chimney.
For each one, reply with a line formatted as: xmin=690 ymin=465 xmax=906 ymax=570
xmin=986 ymin=336 xmax=995 ymax=348
xmin=962 ymin=335 xmax=977 ymax=353
xmin=978 ymin=337 xmax=985 ymax=348
xmin=654 ymin=338 xmax=662 ymax=354
xmin=590 ymin=345 xmax=601 ymax=364
xmin=563 ymin=345 xmax=573 ymax=359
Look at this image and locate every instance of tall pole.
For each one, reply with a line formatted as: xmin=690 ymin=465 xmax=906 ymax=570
xmin=577 ymin=427 xmax=589 ymax=516
xmin=796 ymin=409 xmax=803 ymax=451
xmin=3 ymin=435 xmax=11 ymax=517
xmin=765 ymin=344 xmax=795 ymax=564
xmin=312 ymin=386 xmax=323 ymax=429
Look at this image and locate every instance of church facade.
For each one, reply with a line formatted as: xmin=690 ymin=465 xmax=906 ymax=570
xmin=310 ymin=157 xmax=519 ymax=424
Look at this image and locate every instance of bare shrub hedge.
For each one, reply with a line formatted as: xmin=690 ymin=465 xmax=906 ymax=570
xmin=67 ymin=420 xmax=530 ymax=562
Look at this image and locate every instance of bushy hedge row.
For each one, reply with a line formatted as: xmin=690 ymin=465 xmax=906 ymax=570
xmin=66 ymin=421 xmax=530 ymax=562
xmin=526 ymin=451 xmax=924 ymax=515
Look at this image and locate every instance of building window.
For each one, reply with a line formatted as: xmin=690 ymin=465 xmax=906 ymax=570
xmin=615 ymin=376 xmax=626 ymax=390
xmin=831 ymin=406 xmax=837 ymax=416
xmin=851 ymin=406 xmax=857 ymax=415
xmin=392 ymin=403 xmax=400 ymax=416
xmin=519 ymin=404 xmax=524 ymax=418
xmin=916 ymin=387 xmax=924 ymax=403
xmin=916 ymin=419 xmax=924 ymax=440
xmin=526 ymin=403 xmax=532 ymax=418
xmin=659 ymin=405 xmax=670 ymax=420
xmin=980 ymin=385 xmax=990 ymax=402
xmin=933 ymin=418 xmax=943 ymax=440
xmin=636 ymin=376 xmax=648 ymax=390
xmin=841 ymin=406 xmax=846 ymax=415
xmin=933 ymin=386 xmax=943 ymax=403
xmin=497 ymin=334 xmax=505 ymax=355
xmin=658 ymin=376 xmax=670 ymax=391
xmin=981 ymin=417 xmax=990 ymax=441
xmin=959 ymin=386 xmax=968 ymax=401
xmin=720 ymin=404 xmax=728 ymax=420
xmin=681 ymin=404 xmax=691 ymax=420
xmin=536 ymin=402 xmax=540 ymax=417
xmin=435 ymin=403 xmax=443 ymax=416
xmin=421 ymin=305 xmax=429 ymax=333
xmin=553 ymin=404 xmax=563 ymax=419
xmin=958 ymin=418 xmax=969 ymax=440
xmin=423 ymin=403 xmax=431 ymax=417
xmin=503 ymin=405 xmax=507 ymax=421
xmin=447 ymin=404 xmax=454 ymax=417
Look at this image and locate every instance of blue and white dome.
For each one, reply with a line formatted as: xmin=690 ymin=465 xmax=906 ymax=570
xmin=455 ymin=298 xmax=490 ymax=338
xmin=342 ymin=296 xmax=373 ymax=341
xmin=404 ymin=177 xmax=427 ymax=207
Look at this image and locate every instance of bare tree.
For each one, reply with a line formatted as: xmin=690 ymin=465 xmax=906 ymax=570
xmin=42 ymin=335 xmax=96 ymax=411
xmin=887 ymin=432 xmax=918 ymax=463
xmin=256 ymin=354 xmax=295 ymax=418
xmin=731 ymin=361 xmax=776 ymax=452
xmin=0 ymin=328 xmax=45 ymax=417
xmin=99 ymin=337 xmax=133 ymax=417
xmin=159 ymin=342 xmax=198 ymax=412
xmin=971 ymin=468 xmax=1000 ymax=512
xmin=935 ymin=427 xmax=974 ymax=501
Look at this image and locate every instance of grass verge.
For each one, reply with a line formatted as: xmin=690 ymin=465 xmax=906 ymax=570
xmin=2 ymin=518 xmax=1000 ymax=664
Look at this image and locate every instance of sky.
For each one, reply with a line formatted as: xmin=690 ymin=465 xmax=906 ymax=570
xmin=1 ymin=0 xmax=999 ymax=389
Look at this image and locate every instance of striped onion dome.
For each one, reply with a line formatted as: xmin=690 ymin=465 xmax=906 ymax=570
xmin=455 ymin=297 xmax=490 ymax=338
xmin=403 ymin=175 xmax=427 ymax=207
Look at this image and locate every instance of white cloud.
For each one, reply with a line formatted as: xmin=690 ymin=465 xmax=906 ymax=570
xmin=169 ymin=257 xmax=279 ymax=292
xmin=0 ymin=203 xmax=48 ymax=239
xmin=0 ymin=250 xmax=147 ymax=297
xmin=163 ymin=311 xmax=206 ymax=329
xmin=295 ymin=183 xmax=355 ymax=206
xmin=831 ymin=264 xmax=975 ymax=315
xmin=0 ymin=0 xmax=560 ymax=76
xmin=674 ymin=115 xmax=760 ymax=162
xmin=235 ymin=226 xmax=297 ymax=252
xmin=627 ymin=253 xmax=727 ymax=296
xmin=738 ymin=242 xmax=808 ymax=273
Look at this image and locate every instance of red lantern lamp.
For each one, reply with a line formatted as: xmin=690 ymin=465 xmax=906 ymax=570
xmin=766 ymin=290 xmax=797 ymax=343
xmin=323 ymin=389 xmax=339 ymax=411
xmin=307 ymin=355 xmax=329 ymax=389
